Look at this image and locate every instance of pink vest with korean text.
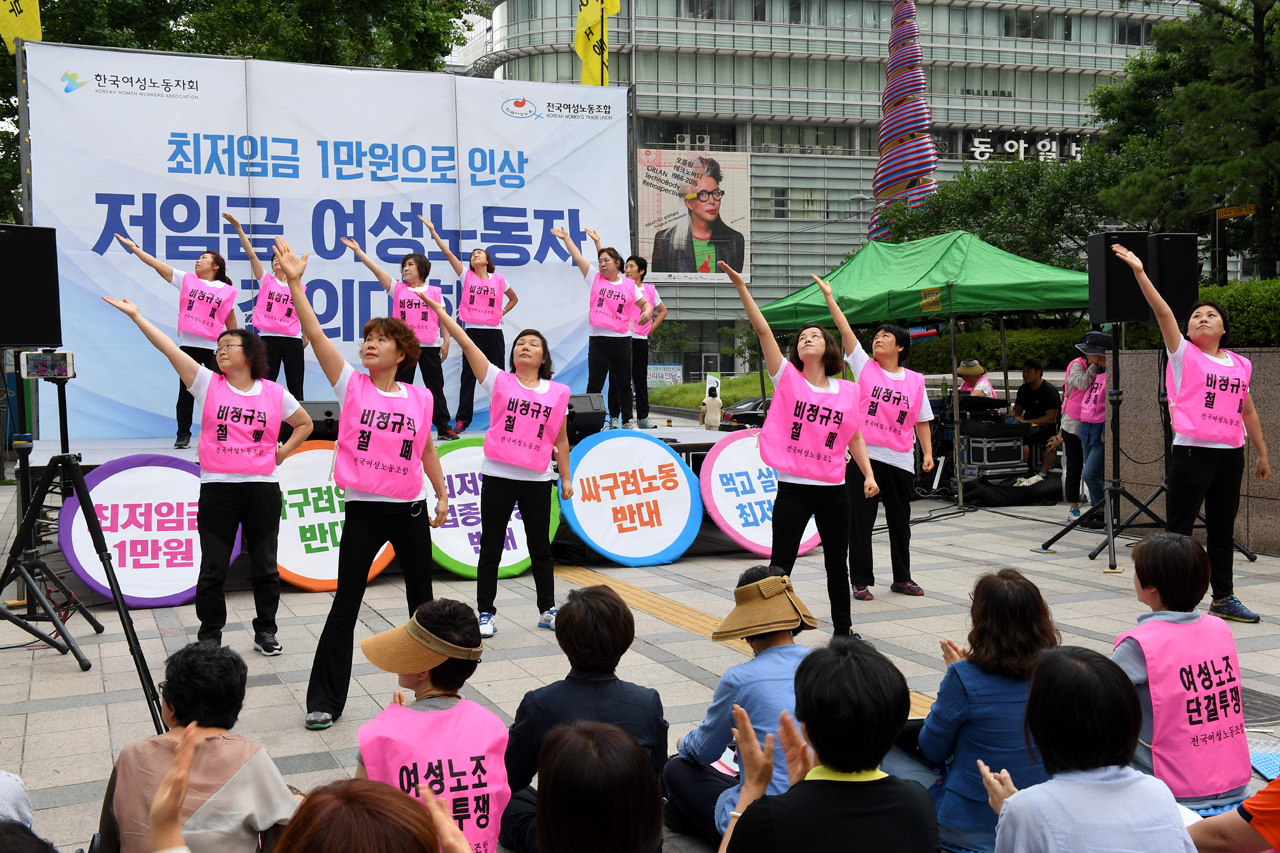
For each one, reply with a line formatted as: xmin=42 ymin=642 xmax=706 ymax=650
xmin=459 ymin=270 xmax=504 ymax=326
xmin=1113 ymin=617 xmax=1250 ymax=800
xmin=631 ymin=281 xmax=659 ymax=338
xmin=334 ymin=373 xmax=432 ymax=500
xmin=393 ymin=281 xmax=442 ymax=346
xmin=588 ymin=273 xmax=634 ymax=334
xmin=961 ymin=376 xmax=998 ymax=400
xmin=177 ymin=273 xmax=237 ymax=344
xmin=252 ymin=273 xmax=301 ymax=338
xmin=1171 ymin=345 xmax=1251 ymax=447
xmin=197 ymin=375 xmax=284 ymax=476
xmin=485 ymin=372 xmax=571 ymax=473
xmin=359 ymin=700 xmax=511 ymax=853
xmin=759 ymin=362 xmax=862 ymax=483
xmin=858 ymin=361 xmax=926 ymax=454
xmin=1063 ymin=357 xmax=1107 ymax=424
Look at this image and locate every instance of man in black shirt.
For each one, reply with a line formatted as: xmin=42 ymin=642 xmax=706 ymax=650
xmin=1013 ymin=358 xmax=1061 ymax=480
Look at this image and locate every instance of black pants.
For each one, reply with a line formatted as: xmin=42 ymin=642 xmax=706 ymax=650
xmin=608 ymin=338 xmax=651 ymax=420
xmin=395 ymin=347 xmax=454 ymax=432
xmin=306 ymin=499 xmax=435 ymax=717
xmin=662 ymin=755 xmax=737 ymax=846
xmin=194 ymin=482 xmax=282 ymax=642
xmin=588 ymin=335 xmax=632 ymax=420
xmin=476 ymin=476 xmax=555 ymax=615
xmin=770 ymin=480 xmax=852 ymax=635
xmin=456 ymin=328 xmax=505 ymax=428
xmin=175 ymin=345 xmax=217 ymax=438
xmin=264 ymin=335 xmax=306 ymax=400
xmin=500 ymin=786 xmax=539 ymax=853
xmin=1063 ymin=430 xmax=1084 ymax=503
xmin=1166 ymin=445 xmax=1245 ymax=600
xmin=849 ymin=458 xmax=915 ymax=587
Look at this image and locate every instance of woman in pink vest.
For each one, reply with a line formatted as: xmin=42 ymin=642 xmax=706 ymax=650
xmin=340 ymin=235 xmax=460 ymax=442
xmin=271 ymin=237 xmax=449 ymax=731
xmin=1112 ymin=532 xmax=1251 ymax=810
xmin=957 ymin=360 xmax=998 ymax=399
xmin=114 ymin=234 xmax=239 ymax=450
xmin=723 ymin=264 xmax=878 ymax=636
xmin=422 ymin=216 xmax=520 ymax=436
xmin=823 ymin=287 xmax=935 ymax=601
xmin=1060 ymin=332 xmax=1110 ymax=524
xmin=100 ymin=297 xmax=313 ymax=654
xmin=550 ymin=226 xmax=652 ymax=430
xmin=417 ymin=290 xmax=572 ymax=639
xmin=1113 ymin=244 xmax=1270 ymax=623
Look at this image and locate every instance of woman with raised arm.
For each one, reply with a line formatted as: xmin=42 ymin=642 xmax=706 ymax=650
xmin=551 ymin=226 xmax=652 ymax=430
xmin=421 ymin=216 xmax=519 ymax=435
xmin=100 ymin=296 xmax=312 ymax=655
xmin=223 ymin=213 xmax=308 ymax=401
xmin=824 ymin=279 xmax=935 ymax=602
xmin=417 ymin=291 xmax=572 ymax=639
xmin=724 ymin=263 xmax=877 ymax=637
xmin=272 ymin=237 xmax=449 ymax=731
xmin=339 ymin=236 xmax=458 ymax=442
xmin=1112 ymin=243 xmax=1270 ymax=623
xmin=114 ymin=233 xmax=238 ymax=449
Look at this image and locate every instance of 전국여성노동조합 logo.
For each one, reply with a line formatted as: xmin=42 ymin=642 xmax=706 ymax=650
xmin=501 ymin=97 xmax=543 ymax=119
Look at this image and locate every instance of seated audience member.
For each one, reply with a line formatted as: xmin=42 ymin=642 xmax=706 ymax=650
xmin=0 ymin=768 xmax=33 ymax=826
xmin=1189 ymin=774 xmax=1280 ymax=852
xmin=502 ymin=585 xmax=667 ymax=853
xmin=721 ymin=637 xmax=939 ymax=853
xmin=664 ymin=566 xmax=815 ymax=845
xmin=958 ymin=359 xmax=998 ymax=399
xmin=1112 ymin=533 xmax=1250 ymax=809
xmin=99 ymin=642 xmax=296 ymax=853
xmin=1012 ymin=358 xmax=1061 ymax=481
xmin=979 ymin=647 xmax=1195 ymax=853
xmin=881 ymin=568 xmax=1057 ymax=853
xmin=356 ymin=599 xmax=510 ymax=852
xmin=0 ymin=822 xmax=55 ymax=853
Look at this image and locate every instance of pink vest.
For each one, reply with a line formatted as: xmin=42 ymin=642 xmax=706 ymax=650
xmin=858 ymin=361 xmax=926 ymax=454
xmin=485 ymin=372 xmax=571 ymax=473
xmin=458 ymin=270 xmax=505 ymax=326
xmin=631 ymin=281 xmax=659 ymax=338
xmin=252 ymin=273 xmax=301 ymax=337
xmin=588 ymin=273 xmax=634 ymax=334
xmin=1114 ymin=617 xmax=1250 ymax=800
xmin=358 ymin=700 xmax=511 ymax=852
xmin=197 ymin=375 xmax=284 ymax=476
xmin=177 ymin=273 xmax=237 ymax=344
xmin=1063 ymin=357 xmax=1107 ymax=424
xmin=1171 ymin=346 xmax=1252 ymax=447
xmin=759 ymin=362 xmax=862 ymax=483
xmin=961 ymin=376 xmax=997 ymax=399
xmin=334 ymin=373 xmax=433 ymax=500
xmin=393 ymin=281 xmax=442 ymax=346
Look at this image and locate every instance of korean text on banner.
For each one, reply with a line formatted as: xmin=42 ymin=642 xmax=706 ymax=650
xmin=574 ymin=0 xmax=620 ymax=86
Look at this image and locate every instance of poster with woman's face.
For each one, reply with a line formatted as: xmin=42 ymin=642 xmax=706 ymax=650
xmin=636 ymin=149 xmax=751 ymax=282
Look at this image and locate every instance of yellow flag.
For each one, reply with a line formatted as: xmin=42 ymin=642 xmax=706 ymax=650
xmin=0 ymin=0 xmax=41 ymax=55
xmin=574 ymin=0 xmax=620 ymax=86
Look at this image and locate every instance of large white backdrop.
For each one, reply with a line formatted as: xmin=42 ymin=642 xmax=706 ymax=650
xmin=25 ymin=43 xmax=630 ymax=438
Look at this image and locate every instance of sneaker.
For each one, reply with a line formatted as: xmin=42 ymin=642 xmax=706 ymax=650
xmin=174 ymin=434 xmax=191 ymax=449
xmin=1209 ymin=595 xmax=1261 ymax=624
xmin=891 ymin=580 xmax=925 ymax=596
xmin=439 ymin=427 xmax=461 ymax=441
xmin=1021 ymin=474 xmax=1044 ymax=486
xmin=478 ymin=612 xmax=498 ymax=638
xmin=623 ymin=418 xmax=639 ymax=430
xmin=637 ymin=418 xmax=655 ymax=429
xmin=455 ymin=420 xmax=467 ymax=435
xmin=601 ymin=417 xmax=617 ymax=431
xmin=538 ymin=608 xmax=557 ymax=630
xmin=254 ymin=632 xmax=283 ymax=656
xmin=852 ymin=585 xmax=874 ymax=601
xmin=304 ymin=711 xmax=334 ymax=730
xmin=1067 ymin=506 xmax=1081 ymax=522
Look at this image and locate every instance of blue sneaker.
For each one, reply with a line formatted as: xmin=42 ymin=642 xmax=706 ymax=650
xmin=478 ymin=612 xmax=498 ymax=638
xmin=1068 ymin=506 xmax=1081 ymax=522
xmin=1209 ymin=595 xmax=1260 ymax=624
xmin=538 ymin=608 xmax=557 ymax=631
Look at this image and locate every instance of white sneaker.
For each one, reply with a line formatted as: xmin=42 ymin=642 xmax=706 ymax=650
xmin=478 ymin=612 xmax=497 ymax=638
xmin=623 ymin=418 xmax=639 ymax=430
xmin=637 ymin=418 xmax=655 ymax=429
xmin=1022 ymin=474 xmax=1044 ymax=486
xmin=538 ymin=608 xmax=557 ymax=631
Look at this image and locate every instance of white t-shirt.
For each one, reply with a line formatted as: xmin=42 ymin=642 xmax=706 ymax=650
xmin=478 ymin=363 xmax=558 ymax=482
xmin=768 ymin=365 xmax=846 ymax=487
xmin=1168 ymin=338 xmax=1239 ymax=450
xmin=188 ymin=366 xmax=301 ymax=484
xmin=586 ymin=266 xmax=645 ymax=339
xmin=169 ymin=269 xmax=235 ymax=349
xmin=333 ymin=363 xmax=429 ymax=502
xmin=631 ymin=287 xmax=663 ymax=341
xmin=844 ymin=346 xmax=933 ymax=473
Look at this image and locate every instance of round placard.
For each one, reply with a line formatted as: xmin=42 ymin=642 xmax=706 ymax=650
xmin=560 ymin=431 xmax=702 ymax=567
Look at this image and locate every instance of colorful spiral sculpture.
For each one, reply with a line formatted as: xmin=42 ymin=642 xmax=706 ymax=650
xmin=868 ymin=0 xmax=938 ymax=241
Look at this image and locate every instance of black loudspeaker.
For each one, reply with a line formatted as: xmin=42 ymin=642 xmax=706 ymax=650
xmin=1146 ymin=233 xmax=1200 ymax=328
xmin=1087 ymin=231 xmax=1149 ymax=324
xmin=300 ymin=401 xmax=341 ymax=441
xmin=0 ymin=224 xmax=62 ymax=347
xmin=566 ymin=393 xmax=606 ymax=444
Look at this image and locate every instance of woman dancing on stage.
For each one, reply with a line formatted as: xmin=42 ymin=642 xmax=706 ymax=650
xmin=416 ymin=292 xmax=572 ymax=638
xmin=270 ymin=237 xmax=449 ymax=729
xmin=724 ymin=263 xmax=877 ymax=636
xmin=1113 ymin=244 xmax=1270 ymax=622
xmin=100 ymin=298 xmax=313 ymax=654
xmin=114 ymin=234 xmax=238 ymax=449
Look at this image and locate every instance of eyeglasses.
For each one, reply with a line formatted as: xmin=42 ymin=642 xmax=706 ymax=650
xmin=216 ymin=344 xmax=243 ymax=354
xmin=683 ymin=189 xmax=726 ymax=202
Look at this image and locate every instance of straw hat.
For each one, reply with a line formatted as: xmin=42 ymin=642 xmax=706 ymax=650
xmin=956 ymin=359 xmax=986 ymax=377
xmin=361 ymin=612 xmax=484 ymax=674
xmin=711 ymin=575 xmax=817 ymax=641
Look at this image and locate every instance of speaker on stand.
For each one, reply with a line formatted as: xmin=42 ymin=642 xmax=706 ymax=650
xmin=1145 ymin=233 xmax=1200 ymax=328
xmin=299 ymin=401 xmax=341 ymax=441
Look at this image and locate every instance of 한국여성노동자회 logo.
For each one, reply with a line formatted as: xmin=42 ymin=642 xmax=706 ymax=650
xmin=501 ymin=98 xmax=542 ymax=119
xmin=61 ymin=71 xmax=89 ymax=93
